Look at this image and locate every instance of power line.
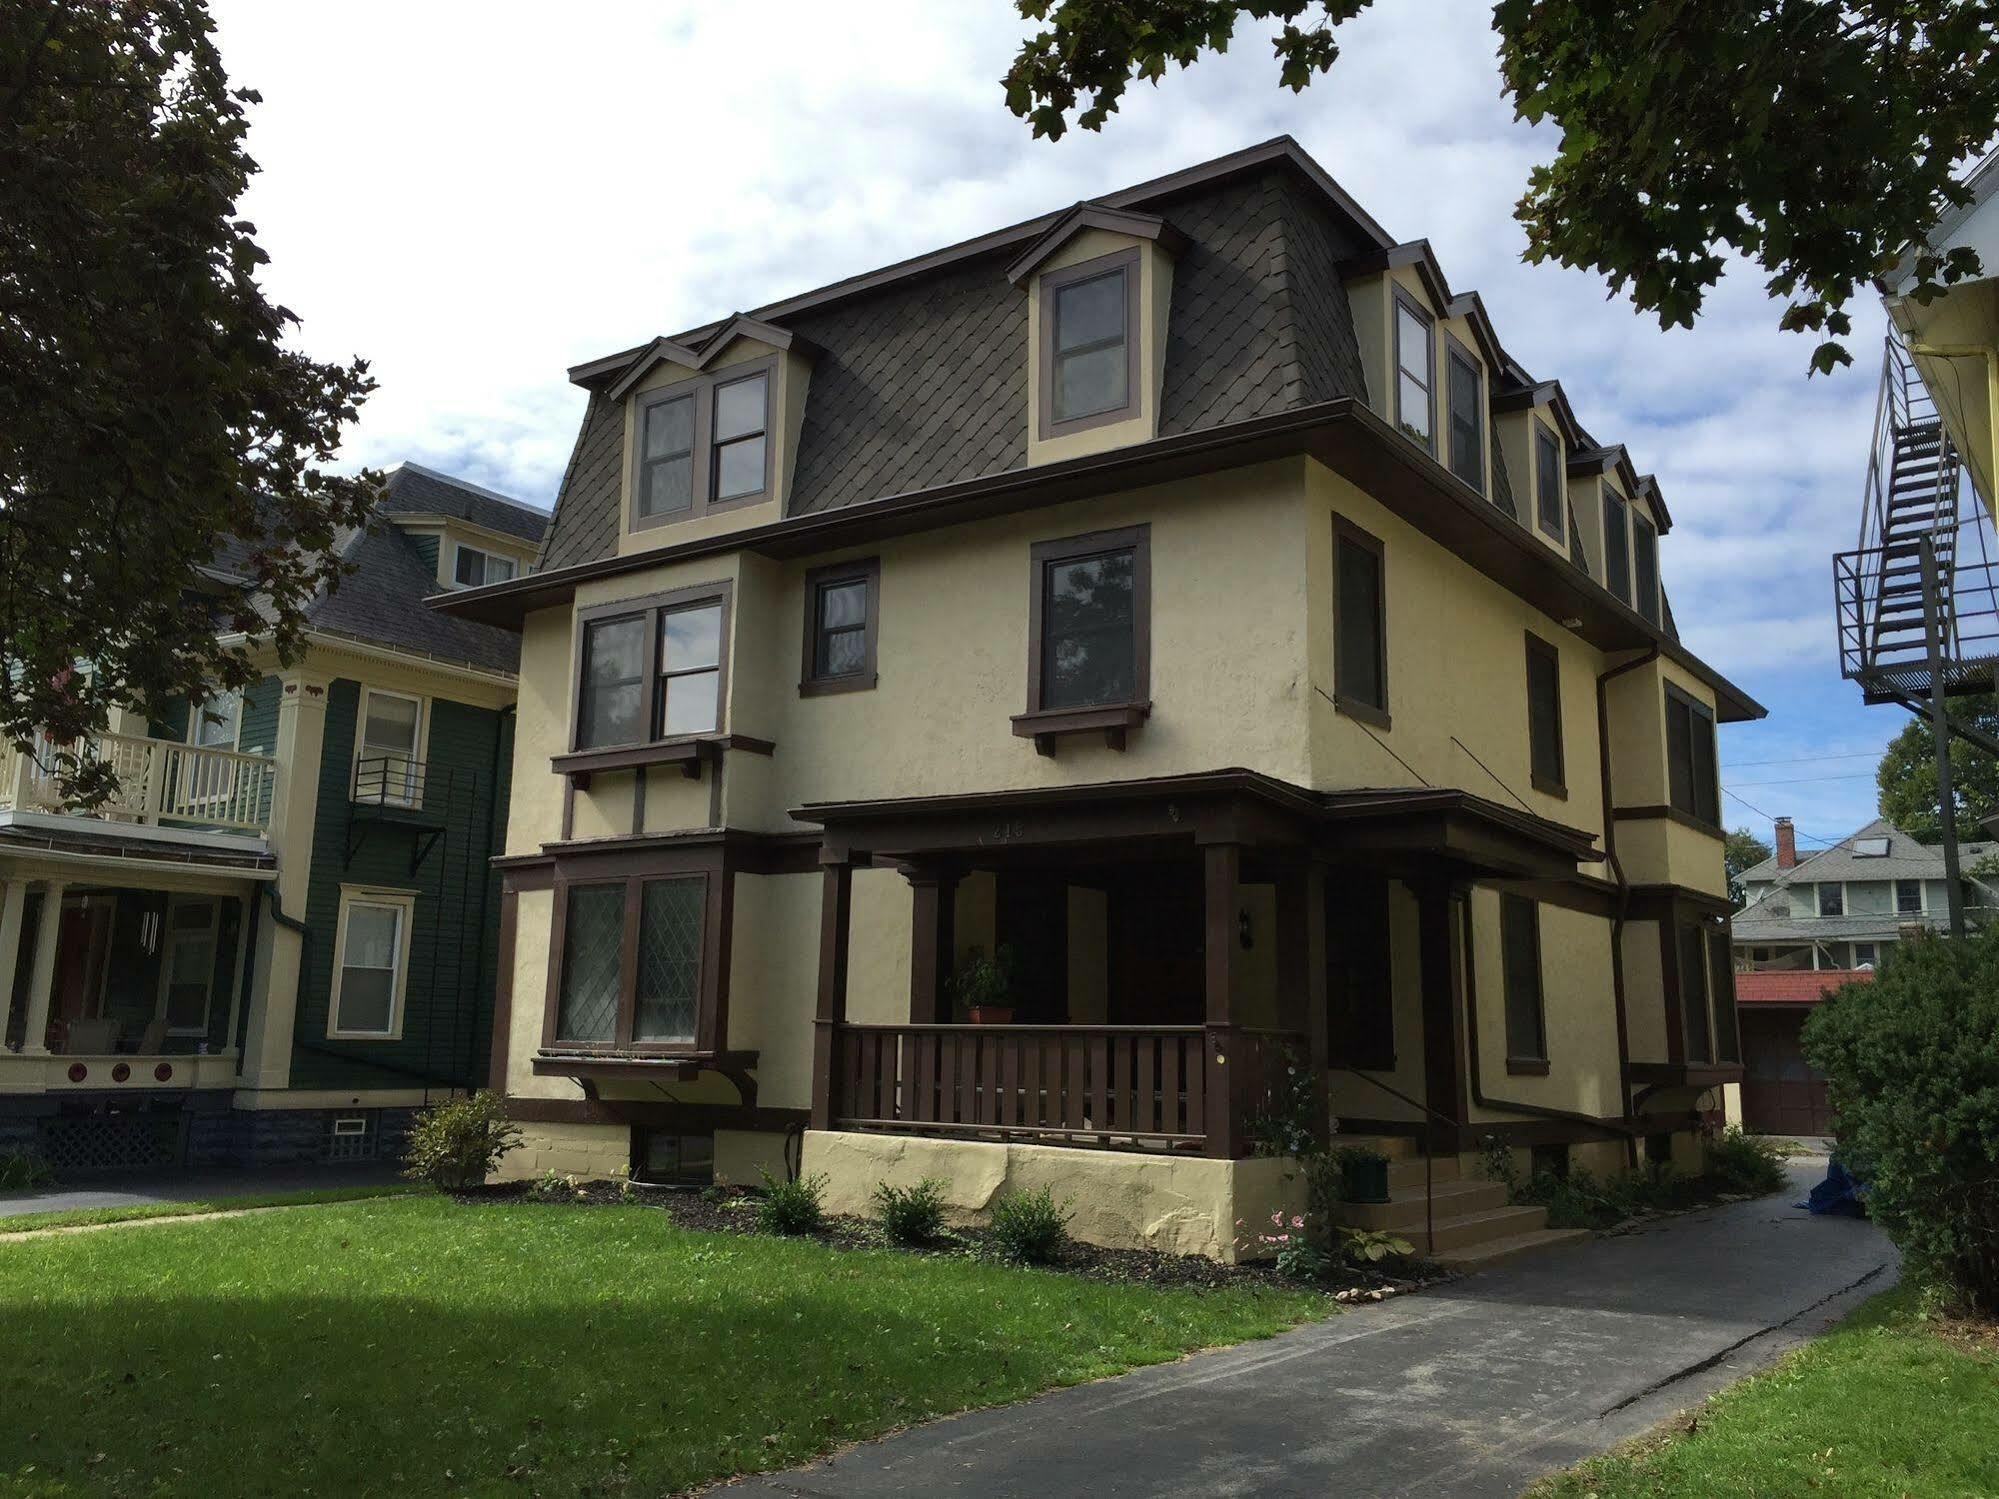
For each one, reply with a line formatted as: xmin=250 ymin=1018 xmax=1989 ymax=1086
xmin=1720 ymin=786 xmax=1843 ymax=845
xmin=1723 ymin=751 xmax=1882 ymax=768
xmin=1725 ymin=772 xmax=1880 ymax=788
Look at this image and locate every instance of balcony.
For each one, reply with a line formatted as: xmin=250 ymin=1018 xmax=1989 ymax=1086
xmin=0 ymin=730 xmax=276 ymax=838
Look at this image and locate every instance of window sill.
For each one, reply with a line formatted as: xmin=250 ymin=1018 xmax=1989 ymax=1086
xmin=534 ymin=1049 xmax=759 ymax=1082
xmin=551 ymin=735 xmax=775 ymax=787
xmin=1010 ymin=701 xmax=1151 ymax=756
xmin=1505 ymin=1056 xmax=1551 ymax=1077
xmin=1627 ymin=1060 xmax=1743 ymax=1090
xmin=1530 ymin=774 xmax=1568 ymax=800
xmin=798 ymin=672 xmax=878 ymax=699
xmin=1332 ymin=694 xmax=1392 ymax=732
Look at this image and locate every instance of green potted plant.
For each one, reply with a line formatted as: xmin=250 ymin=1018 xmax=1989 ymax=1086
xmin=950 ymin=943 xmax=1017 ymax=1025
xmin=1333 ymin=1143 xmax=1391 ymax=1204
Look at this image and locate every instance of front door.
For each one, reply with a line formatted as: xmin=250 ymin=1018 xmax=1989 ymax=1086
xmin=50 ymin=897 xmax=113 ymax=1047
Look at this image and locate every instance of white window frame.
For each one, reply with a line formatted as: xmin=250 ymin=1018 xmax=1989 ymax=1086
xmin=184 ymin=688 xmax=242 ymax=750
xmin=353 ymin=687 xmax=428 ymax=809
xmin=327 ymin=886 xmax=417 ymax=1041
xmin=448 ymin=541 xmax=521 ymax=591
xmin=154 ymin=897 xmax=221 ymax=1038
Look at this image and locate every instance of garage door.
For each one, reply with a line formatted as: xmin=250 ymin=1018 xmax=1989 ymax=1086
xmin=1739 ymin=1008 xmax=1835 ymax=1137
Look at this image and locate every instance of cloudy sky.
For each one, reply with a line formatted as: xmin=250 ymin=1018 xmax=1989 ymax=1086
xmin=210 ymin=0 xmax=1908 ymax=853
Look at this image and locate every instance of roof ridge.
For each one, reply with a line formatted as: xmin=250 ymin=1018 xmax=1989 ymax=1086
xmin=388 ymin=461 xmax=548 ymax=517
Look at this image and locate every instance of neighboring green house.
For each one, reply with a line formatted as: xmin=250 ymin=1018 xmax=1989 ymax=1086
xmin=0 ymin=464 xmax=544 ymax=1173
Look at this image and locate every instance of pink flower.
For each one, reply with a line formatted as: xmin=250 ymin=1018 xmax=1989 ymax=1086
xmin=1290 ymin=1215 xmax=1306 ymax=1231
xmin=1270 ymin=1211 xmax=1284 ymax=1226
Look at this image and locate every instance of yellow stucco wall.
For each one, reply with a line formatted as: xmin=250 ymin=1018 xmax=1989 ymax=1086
xmin=1465 ymin=890 xmax=1621 ymax=1121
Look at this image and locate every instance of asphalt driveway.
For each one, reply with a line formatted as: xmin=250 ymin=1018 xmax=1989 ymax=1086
xmin=0 ymin=1161 xmax=402 ymax=1219
xmin=728 ymin=1158 xmax=1894 ymax=1499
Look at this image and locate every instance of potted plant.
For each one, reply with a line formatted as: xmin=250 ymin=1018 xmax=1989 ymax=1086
xmin=1333 ymin=1144 xmax=1392 ymax=1205
xmin=950 ymin=944 xmax=1017 ymax=1025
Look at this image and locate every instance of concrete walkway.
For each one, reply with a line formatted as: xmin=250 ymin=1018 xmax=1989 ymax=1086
xmin=0 ymin=1161 xmax=402 ymax=1219
xmin=728 ymin=1160 xmax=1894 ymax=1499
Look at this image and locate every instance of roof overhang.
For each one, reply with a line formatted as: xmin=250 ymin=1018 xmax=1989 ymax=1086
xmin=1342 ymin=240 xmax=1453 ymax=310
xmin=1003 ymin=204 xmax=1188 ymax=286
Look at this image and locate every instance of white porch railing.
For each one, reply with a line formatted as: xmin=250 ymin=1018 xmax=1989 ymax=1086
xmin=0 ymin=730 xmax=276 ymax=835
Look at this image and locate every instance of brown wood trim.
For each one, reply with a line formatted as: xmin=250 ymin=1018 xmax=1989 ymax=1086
xmin=1009 ymin=701 xmax=1152 ymax=755
xmin=1036 ymin=247 xmax=1143 ymax=441
xmin=516 ymin=827 xmax=817 ymax=878
xmin=1611 ymin=803 xmax=1724 ymax=840
xmin=1024 ymin=523 xmax=1152 ymax=728
xmin=532 ymin=1050 xmax=760 ymax=1082
xmin=810 ymin=858 xmax=855 ymax=1130
xmin=568 ymin=579 xmax=734 ymax=757
xmin=1505 ymin=1056 xmax=1551 ymax=1077
xmin=506 ymin=1094 xmax=808 ymax=1133
xmin=1415 ymin=876 xmax=1469 ymax=1156
xmin=1523 ymin=629 xmax=1566 ymax=798
xmin=627 ymin=354 xmax=779 ymax=533
xmin=542 ymin=868 xmax=720 ymax=1057
xmin=799 ymin=555 xmax=881 ymax=696
xmin=1330 ymin=513 xmax=1390 ymax=726
xmin=498 ymin=860 xmax=556 ymax=891
xmin=1389 ymin=283 xmax=1437 ymax=457
xmin=1626 ymin=882 xmax=1732 ymax=919
xmin=1628 ymin=1061 xmax=1743 ymax=1089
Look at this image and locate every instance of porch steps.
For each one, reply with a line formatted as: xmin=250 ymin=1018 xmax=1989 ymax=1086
xmin=1330 ymin=1138 xmax=1592 ymax=1269
xmin=1338 ymin=1177 xmax=1507 ymax=1233
xmin=1432 ymin=1227 xmax=1593 ymax=1272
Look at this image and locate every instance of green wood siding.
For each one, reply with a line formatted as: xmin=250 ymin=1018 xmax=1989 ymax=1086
xmin=410 ymin=534 xmax=440 ymax=578
xmin=289 ymin=679 xmax=511 ymax=1092
xmin=237 ymin=677 xmax=280 ymax=754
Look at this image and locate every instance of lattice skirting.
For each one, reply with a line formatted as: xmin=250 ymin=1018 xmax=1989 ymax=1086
xmin=38 ymin=1114 xmax=187 ymax=1175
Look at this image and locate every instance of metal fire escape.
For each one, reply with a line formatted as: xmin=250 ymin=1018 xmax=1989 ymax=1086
xmin=1834 ymin=336 xmax=1999 ymax=936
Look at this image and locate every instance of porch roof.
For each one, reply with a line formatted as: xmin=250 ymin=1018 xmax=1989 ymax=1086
xmin=0 ymin=820 xmax=276 ymax=877
xmin=792 ymin=769 xmax=1597 ymax=880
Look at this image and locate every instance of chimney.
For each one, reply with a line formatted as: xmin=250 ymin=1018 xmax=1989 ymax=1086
xmin=1775 ymin=817 xmax=1797 ymax=870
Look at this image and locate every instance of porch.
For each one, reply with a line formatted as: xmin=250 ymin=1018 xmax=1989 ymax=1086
xmin=0 ymin=729 xmax=276 ymax=838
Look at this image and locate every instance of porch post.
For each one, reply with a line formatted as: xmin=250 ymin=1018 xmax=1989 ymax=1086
xmin=20 ymin=879 xmax=67 ymax=1056
xmin=1278 ymin=858 xmax=1332 ymax=1140
xmin=0 ymin=880 xmax=24 ymax=1043
xmin=1203 ymin=841 xmax=1241 ymax=1158
xmin=903 ymin=863 xmax=958 ymax=1024
xmin=809 ymin=854 xmax=854 ymax=1132
xmin=1415 ymin=876 xmax=1468 ymax=1156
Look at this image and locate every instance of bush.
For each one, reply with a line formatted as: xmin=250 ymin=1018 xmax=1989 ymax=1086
xmin=1806 ymin=931 xmax=1999 ymax=1313
xmin=756 ymin=1168 xmax=827 ymax=1235
xmin=872 ymin=1178 xmax=947 ymax=1246
xmin=402 ymin=1090 xmax=521 ymax=1191
xmin=1704 ymin=1126 xmax=1787 ymax=1196
xmin=0 ymin=1151 xmax=55 ymax=1191
xmin=988 ymin=1185 xmax=1072 ymax=1264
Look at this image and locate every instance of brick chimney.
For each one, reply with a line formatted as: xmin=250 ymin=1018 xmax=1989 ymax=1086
xmin=1774 ymin=816 xmax=1797 ymax=870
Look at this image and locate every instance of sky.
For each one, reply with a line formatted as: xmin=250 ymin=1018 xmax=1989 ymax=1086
xmin=208 ymin=0 xmax=1910 ymax=854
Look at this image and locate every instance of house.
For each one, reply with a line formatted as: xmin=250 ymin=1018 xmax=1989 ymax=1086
xmin=0 ymin=463 xmax=544 ymax=1173
xmin=434 ymin=138 xmax=1763 ymax=1263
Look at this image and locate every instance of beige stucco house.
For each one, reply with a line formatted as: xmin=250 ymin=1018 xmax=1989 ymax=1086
xmin=435 ymin=138 xmax=1762 ymax=1264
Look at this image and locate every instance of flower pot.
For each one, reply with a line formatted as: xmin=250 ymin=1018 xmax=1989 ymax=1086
xmin=1340 ymin=1157 xmax=1391 ymax=1204
xmin=965 ymin=1005 xmax=1015 ymax=1025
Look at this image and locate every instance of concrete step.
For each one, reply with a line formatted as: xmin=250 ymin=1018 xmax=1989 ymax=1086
xmin=1412 ymin=1203 xmax=1551 ymax=1254
xmin=1338 ymin=1133 xmax=1421 ymax=1162
xmin=1386 ymin=1154 xmax=1461 ymax=1190
xmin=1432 ymin=1226 xmax=1594 ymax=1272
xmin=1336 ymin=1177 xmax=1508 ymax=1232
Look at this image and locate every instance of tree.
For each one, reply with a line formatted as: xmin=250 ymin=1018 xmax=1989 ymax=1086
xmin=1876 ymin=696 xmax=1999 ymax=843
xmin=1 ymin=2 xmax=377 ymax=805
xmin=1724 ymin=827 xmax=1772 ymax=906
xmin=1002 ymin=2 xmax=1997 ymax=373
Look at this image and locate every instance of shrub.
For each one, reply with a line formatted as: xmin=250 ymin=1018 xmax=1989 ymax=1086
xmin=1806 ymin=931 xmax=1999 ymax=1313
xmin=872 ymin=1178 xmax=947 ymax=1246
xmin=1237 ymin=1207 xmax=1329 ymax=1281
xmin=402 ymin=1090 xmax=521 ymax=1191
xmin=0 ymin=1151 xmax=55 ymax=1191
xmin=527 ymin=1169 xmax=573 ymax=1202
xmin=1704 ymin=1126 xmax=1787 ymax=1196
xmin=988 ymin=1185 xmax=1072 ymax=1264
xmin=755 ymin=1167 xmax=827 ymax=1235
xmin=1340 ymin=1226 xmax=1415 ymax=1266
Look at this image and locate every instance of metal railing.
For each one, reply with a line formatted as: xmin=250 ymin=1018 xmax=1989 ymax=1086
xmin=1836 ymin=532 xmax=1999 ymax=695
xmin=352 ymin=755 xmax=426 ymax=809
xmin=0 ymin=730 xmax=275 ymax=834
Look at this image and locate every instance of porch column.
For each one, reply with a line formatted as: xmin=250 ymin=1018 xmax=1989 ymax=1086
xmin=904 ymin=863 xmax=958 ymax=1024
xmin=1203 ymin=841 xmax=1241 ymax=1158
xmin=1416 ymin=876 xmax=1469 ymax=1156
xmin=0 ymin=880 xmax=25 ymax=1043
xmin=240 ymin=672 xmax=328 ymax=1090
xmin=1278 ymin=858 xmax=1332 ymax=1142
xmin=20 ymin=879 xmax=67 ymax=1056
xmin=809 ymin=854 xmax=854 ymax=1132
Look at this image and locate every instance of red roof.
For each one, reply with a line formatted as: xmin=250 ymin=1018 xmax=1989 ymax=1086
xmin=1735 ymin=969 xmax=1873 ymax=1005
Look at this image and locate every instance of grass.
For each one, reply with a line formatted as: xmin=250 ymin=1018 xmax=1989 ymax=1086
xmin=0 ymin=1193 xmax=1328 ymax=1496
xmin=0 ymin=1183 xmax=416 ymax=1234
xmin=1532 ymin=1286 xmax=1999 ymax=1499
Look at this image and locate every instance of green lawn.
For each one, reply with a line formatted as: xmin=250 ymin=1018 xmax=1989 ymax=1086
xmin=1533 ymin=1286 xmax=1999 ymax=1499
xmin=0 ymin=1194 xmax=1327 ymax=1496
xmin=0 ymin=1183 xmax=415 ymax=1234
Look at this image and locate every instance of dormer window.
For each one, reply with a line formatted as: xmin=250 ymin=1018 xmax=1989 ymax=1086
xmin=1444 ymin=337 xmax=1483 ymax=489
xmin=1040 ymin=249 xmax=1139 ymax=436
xmin=1534 ymin=423 xmax=1564 ymax=543
xmin=1603 ymin=492 xmax=1632 ymax=605
xmin=1393 ymin=291 xmax=1435 ymax=451
xmin=712 ymin=371 xmax=769 ymax=501
xmin=451 ymin=544 xmax=519 ymax=590
xmin=1633 ymin=512 xmax=1660 ymax=625
xmin=629 ymin=357 xmax=779 ymax=531
xmin=638 ymin=393 xmax=696 ymax=520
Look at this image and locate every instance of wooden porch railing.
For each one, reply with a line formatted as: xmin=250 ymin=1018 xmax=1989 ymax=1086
xmin=0 ymin=730 xmax=276 ymax=834
xmin=828 ymin=1023 xmax=1305 ymax=1155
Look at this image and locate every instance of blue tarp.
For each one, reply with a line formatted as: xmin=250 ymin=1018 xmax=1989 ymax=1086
xmin=1801 ymin=1156 xmax=1868 ymax=1218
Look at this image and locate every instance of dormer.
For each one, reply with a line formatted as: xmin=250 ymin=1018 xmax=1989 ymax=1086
xmin=602 ymin=316 xmax=818 ymax=551
xmin=1566 ymin=444 xmax=1646 ymax=609
xmin=1627 ymin=474 xmax=1671 ymax=626
xmin=381 ymin=492 xmax=543 ymax=593
xmin=1344 ymin=242 xmax=1453 ymax=456
xmin=1010 ymin=204 xmax=1186 ymax=465
xmin=1493 ymin=378 xmax=1585 ymax=561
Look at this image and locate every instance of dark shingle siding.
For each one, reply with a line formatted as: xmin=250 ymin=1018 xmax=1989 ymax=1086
xmin=537 ymin=394 xmax=626 ymax=572
xmin=1279 ymin=179 xmax=1371 ymax=407
xmin=306 ymin=522 xmax=522 ymax=674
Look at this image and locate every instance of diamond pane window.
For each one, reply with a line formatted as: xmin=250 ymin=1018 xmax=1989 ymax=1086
xmin=556 ymin=885 xmax=623 ymax=1043
xmin=634 ymin=878 xmax=703 ymax=1043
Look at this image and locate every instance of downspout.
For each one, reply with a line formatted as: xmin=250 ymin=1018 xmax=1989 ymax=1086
xmin=1595 ymin=645 xmax=1662 ymax=1167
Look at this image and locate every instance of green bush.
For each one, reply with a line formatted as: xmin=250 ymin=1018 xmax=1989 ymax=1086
xmin=872 ymin=1178 xmax=947 ymax=1246
xmin=988 ymin=1185 xmax=1072 ymax=1264
xmin=1704 ymin=1126 xmax=1787 ymax=1196
xmin=755 ymin=1168 xmax=827 ymax=1235
xmin=1806 ymin=930 xmax=1999 ymax=1313
xmin=0 ymin=1152 xmax=55 ymax=1191
xmin=402 ymin=1090 xmax=522 ymax=1191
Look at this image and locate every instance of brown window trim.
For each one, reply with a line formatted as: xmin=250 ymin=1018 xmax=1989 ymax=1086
xmin=1602 ymin=489 xmax=1632 ymax=606
xmin=1663 ymin=680 xmax=1720 ymax=827
xmin=628 ymin=356 xmax=778 ymax=533
xmin=1442 ymin=331 xmax=1484 ymax=494
xmin=1533 ymin=419 xmax=1565 ymax=544
xmin=1498 ymin=891 xmax=1550 ymax=1066
xmin=1505 ymin=1056 xmax=1551 ymax=1077
xmin=566 ymin=581 xmax=733 ymax=767
xmin=1631 ymin=509 xmax=1661 ymax=624
xmin=1331 ymin=515 xmax=1391 ymax=730
xmin=1014 ymin=523 xmax=1151 ymax=754
xmin=799 ymin=556 xmax=881 ymax=697
xmin=1391 ymin=286 xmax=1437 ymax=456
xmin=1037 ymin=247 xmax=1142 ymax=441
xmin=1523 ymin=629 xmax=1567 ymax=799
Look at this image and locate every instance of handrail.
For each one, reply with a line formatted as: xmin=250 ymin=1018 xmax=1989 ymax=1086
xmin=1330 ymin=1064 xmax=1459 ymax=1253
xmin=1 ymin=729 xmax=276 ymax=834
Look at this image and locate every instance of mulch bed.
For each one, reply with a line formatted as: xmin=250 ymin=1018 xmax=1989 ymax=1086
xmin=447 ymin=1178 xmax=1442 ymax=1301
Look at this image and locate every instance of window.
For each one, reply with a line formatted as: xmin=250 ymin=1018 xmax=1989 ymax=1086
xmin=1678 ymin=923 xmax=1712 ymax=1063
xmin=570 ymin=585 xmax=731 ymax=754
xmin=1333 ymin=518 xmax=1389 ymax=727
xmin=158 ymin=900 xmax=218 ymax=1036
xmin=452 ymin=544 xmax=519 ymax=589
xmin=1524 ymin=632 xmax=1565 ymax=796
xmin=637 ymin=392 xmax=696 ymax=519
xmin=1603 ymin=492 xmax=1632 ymax=605
xmin=329 ymin=889 xmax=413 ymax=1040
xmin=547 ymin=873 xmax=710 ymax=1054
xmin=1896 ymin=879 xmax=1923 ymax=915
xmin=800 ymin=557 xmax=880 ymax=695
xmin=628 ymin=358 xmax=778 ymax=531
xmin=1500 ymin=893 xmax=1548 ymax=1065
xmin=1854 ymin=942 xmax=1879 ymax=967
xmin=1818 ymin=884 xmax=1845 ymax=917
xmin=636 ymin=1130 xmax=715 ymax=1185
xmin=1534 ymin=422 xmax=1564 ymax=542
xmin=1707 ymin=928 xmax=1739 ymax=1062
xmin=187 ymin=689 xmax=240 ymax=749
xmin=1329 ymin=877 xmax=1394 ymax=1070
xmin=711 ymin=371 xmax=769 ymax=501
xmin=1393 ymin=291 xmax=1435 ymax=451
xmin=1025 ymin=526 xmax=1149 ymax=715
xmin=1445 ymin=339 xmax=1483 ymax=489
xmin=1853 ymin=836 xmax=1890 ymax=857
xmin=356 ymin=689 xmax=423 ymax=807
xmin=1664 ymin=684 xmax=1719 ymax=827
xmin=1632 ymin=513 xmax=1660 ymax=624
xmin=1039 ymin=248 xmax=1139 ymax=436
